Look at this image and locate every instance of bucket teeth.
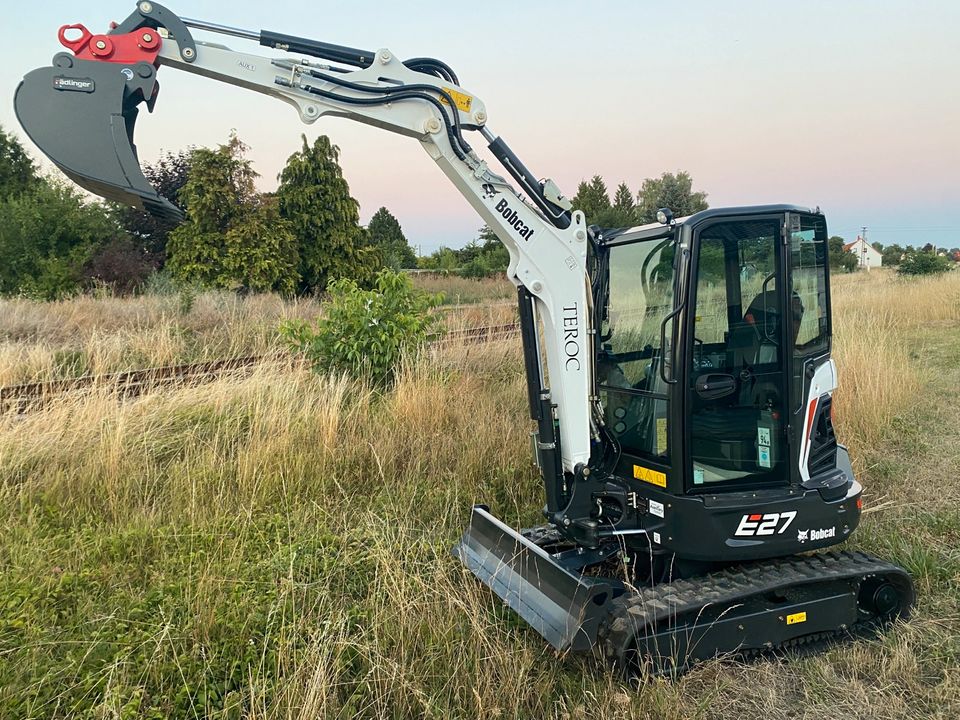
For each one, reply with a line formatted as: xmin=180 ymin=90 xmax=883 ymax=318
xmin=14 ymin=53 xmax=182 ymax=221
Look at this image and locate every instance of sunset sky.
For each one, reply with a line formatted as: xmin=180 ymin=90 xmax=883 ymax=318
xmin=3 ymin=0 xmax=959 ymax=252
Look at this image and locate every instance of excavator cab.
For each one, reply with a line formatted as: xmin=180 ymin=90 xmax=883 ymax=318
xmin=587 ymin=208 xmax=856 ymax=562
xmin=598 ymin=210 xmax=830 ymax=497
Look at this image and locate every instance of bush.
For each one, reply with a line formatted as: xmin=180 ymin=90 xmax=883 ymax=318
xmin=83 ymin=237 xmax=157 ymax=294
xmin=898 ymin=251 xmax=953 ymax=276
xmin=280 ymin=270 xmax=443 ymax=387
xmin=0 ymin=180 xmax=124 ymax=299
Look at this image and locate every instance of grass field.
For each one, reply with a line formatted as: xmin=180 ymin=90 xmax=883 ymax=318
xmin=0 ymin=278 xmax=517 ymax=387
xmin=0 ymin=270 xmax=958 ymax=718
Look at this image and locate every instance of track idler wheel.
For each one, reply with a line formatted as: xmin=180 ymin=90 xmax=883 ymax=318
xmin=858 ymin=576 xmax=911 ymax=620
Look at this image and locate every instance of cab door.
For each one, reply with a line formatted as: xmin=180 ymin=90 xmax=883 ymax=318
xmin=685 ymin=216 xmax=790 ymax=490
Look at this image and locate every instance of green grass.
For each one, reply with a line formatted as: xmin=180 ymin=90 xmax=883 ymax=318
xmin=0 ymin=273 xmax=959 ymax=718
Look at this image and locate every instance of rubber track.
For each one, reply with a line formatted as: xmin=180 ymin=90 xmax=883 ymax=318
xmin=601 ymin=550 xmax=912 ymax=675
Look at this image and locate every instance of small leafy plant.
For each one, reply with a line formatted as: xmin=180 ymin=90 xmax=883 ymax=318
xmin=280 ymin=269 xmax=443 ymax=387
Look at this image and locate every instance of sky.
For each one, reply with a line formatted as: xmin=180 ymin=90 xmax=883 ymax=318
xmin=3 ymin=0 xmax=959 ymax=253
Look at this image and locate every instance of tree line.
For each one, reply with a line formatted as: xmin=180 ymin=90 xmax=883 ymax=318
xmin=416 ymin=170 xmax=710 ymax=275
xmin=827 ymin=235 xmax=958 ymax=275
xmin=0 ymin=125 xmax=419 ymax=299
xmin=3 ymin=121 xmax=717 ymax=297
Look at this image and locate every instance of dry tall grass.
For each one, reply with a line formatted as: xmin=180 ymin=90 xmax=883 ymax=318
xmin=410 ymin=274 xmax=515 ymax=305
xmin=831 ymin=270 xmax=960 ymax=465
xmin=0 ymin=269 xmax=958 ymax=718
xmin=0 ymin=288 xmax=516 ymax=387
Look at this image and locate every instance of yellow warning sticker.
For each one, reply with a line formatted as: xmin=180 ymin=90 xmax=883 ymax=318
xmin=786 ymin=612 xmax=807 ymax=626
xmin=633 ymin=465 xmax=667 ymax=488
xmin=656 ymin=418 xmax=668 ymax=455
xmin=440 ymin=87 xmax=473 ymax=113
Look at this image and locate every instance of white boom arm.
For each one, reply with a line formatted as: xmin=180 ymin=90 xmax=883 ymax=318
xmin=158 ymin=37 xmax=595 ymax=474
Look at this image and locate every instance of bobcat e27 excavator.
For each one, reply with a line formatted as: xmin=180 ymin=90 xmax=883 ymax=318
xmin=16 ymin=2 xmax=915 ymax=675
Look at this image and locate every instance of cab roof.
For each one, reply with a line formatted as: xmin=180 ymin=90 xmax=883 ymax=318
xmin=600 ymin=204 xmax=821 ymax=245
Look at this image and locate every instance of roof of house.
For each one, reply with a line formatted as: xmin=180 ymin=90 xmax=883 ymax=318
xmin=844 ymin=238 xmax=881 ymax=255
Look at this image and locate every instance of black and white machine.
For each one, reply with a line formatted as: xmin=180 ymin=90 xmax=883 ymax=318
xmin=15 ymin=3 xmax=914 ymax=674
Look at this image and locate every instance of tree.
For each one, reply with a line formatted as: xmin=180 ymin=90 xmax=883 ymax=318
xmin=460 ymin=226 xmax=510 ymax=278
xmin=0 ymin=180 xmax=124 ymax=299
xmin=222 ymin=196 xmax=298 ymax=293
xmin=83 ymin=237 xmax=155 ymax=294
xmin=0 ymin=125 xmax=38 ymax=199
xmin=278 ymin=134 xmax=380 ymax=293
xmin=636 ymin=171 xmax=708 ymax=224
xmin=610 ymin=182 xmax=638 ymax=227
xmin=881 ymin=243 xmax=905 ymax=266
xmin=572 ymin=175 xmax=612 ymax=225
xmin=828 ymin=235 xmax=857 ymax=273
xmin=113 ymin=148 xmax=192 ymax=265
xmin=898 ymin=251 xmax=953 ymax=276
xmin=417 ymin=246 xmax=459 ymax=272
xmin=367 ymin=207 xmax=417 ymax=269
xmin=167 ymin=133 xmax=298 ymax=292
xmin=280 ymin=269 xmax=443 ymax=387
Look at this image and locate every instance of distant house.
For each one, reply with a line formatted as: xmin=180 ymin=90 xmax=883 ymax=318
xmin=844 ymin=237 xmax=882 ymax=269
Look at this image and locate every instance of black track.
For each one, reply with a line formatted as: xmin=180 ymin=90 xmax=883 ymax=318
xmin=601 ymin=550 xmax=914 ymax=677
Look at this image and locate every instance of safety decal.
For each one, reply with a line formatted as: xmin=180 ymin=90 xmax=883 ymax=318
xmin=440 ymin=87 xmax=473 ymax=113
xmin=656 ymin=418 xmax=668 ymax=455
xmin=786 ymin=612 xmax=807 ymax=625
xmin=633 ymin=465 xmax=666 ymax=488
xmin=757 ymin=423 xmax=772 ymax=468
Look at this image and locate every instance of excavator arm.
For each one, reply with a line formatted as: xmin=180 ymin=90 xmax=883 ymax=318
xmin=15 ymin=2 xmax=597 ymax=485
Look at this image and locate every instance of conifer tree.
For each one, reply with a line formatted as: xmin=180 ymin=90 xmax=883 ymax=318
xmin=611 ymin=182 xmax=637 ymax=226
xmin=572 ymin=175 xmax=611 ymax=224
xmin=277 ymin=135 xmax=380 ymax=292
xmin=167 ymin=133 xmax=298 ymax=292
xmin=367 ymin=206 xmax=417 ymax=269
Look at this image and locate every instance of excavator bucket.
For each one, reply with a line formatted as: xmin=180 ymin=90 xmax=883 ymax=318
xmin=454 ymin=506 xmax=613 ymax=652
xmin=14 ymin=52 xmax=182 ymax=221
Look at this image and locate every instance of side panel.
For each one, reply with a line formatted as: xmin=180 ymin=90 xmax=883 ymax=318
xmin=797 ymin=359 xmax=838 ymax=483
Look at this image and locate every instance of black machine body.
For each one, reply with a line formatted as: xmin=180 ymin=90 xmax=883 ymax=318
xmin=527 ymin=205 xmax=859 ymax=567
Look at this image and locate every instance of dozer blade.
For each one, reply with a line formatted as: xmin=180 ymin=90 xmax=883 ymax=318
xmin=14 ymin=53 xmax=182 ymax=221
xmin=454 ymin=506 xmax=613 ymax=652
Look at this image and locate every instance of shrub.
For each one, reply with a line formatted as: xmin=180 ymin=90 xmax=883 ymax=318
xmin=280 ymin=269 xmax=443 ymax=386
xmin=897 ymin=251 xmax=953 ymax=276
xmin=83 ymin=237 xmax=157 ymax=294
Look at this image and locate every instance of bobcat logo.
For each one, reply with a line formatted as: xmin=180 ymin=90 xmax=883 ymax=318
xmin=797 ymin=529 xmax=809 ymax=543
xmin=482 ymin=183 xmax=499 ymax=199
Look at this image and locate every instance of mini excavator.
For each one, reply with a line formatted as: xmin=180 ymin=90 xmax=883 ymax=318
xmin=15 ymin=3 xmax=914 ymax=675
